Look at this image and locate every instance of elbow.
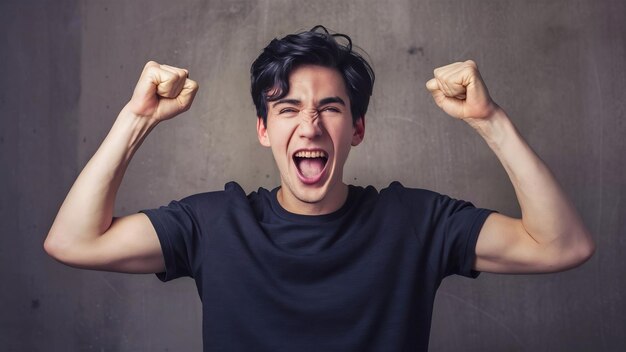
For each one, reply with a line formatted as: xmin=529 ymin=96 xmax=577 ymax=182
xmin=44 ymin=231 xmax=77 ymax=264
xmin=43 ymin=232 xmax=64 ymax=261
xmin=577 ymin=235 xmax=596 ymax=265
xmin=44 ymin=231 xmax=103 ymax=269
xmin=562 ymin=231 xmax=595 ymax=270
xmin=542 ymin=231 xmax=595 ymax=272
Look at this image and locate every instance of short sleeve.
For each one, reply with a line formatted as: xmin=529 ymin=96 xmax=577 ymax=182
xmin=434 ymin=194 xmax=494 ymax=278
xmin=387 ymin=182 xmax=494 ymax=279
xmin=141 ymin=200 xmax=199 ymax=282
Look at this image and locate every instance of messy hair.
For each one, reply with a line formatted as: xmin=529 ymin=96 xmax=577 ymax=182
xmin=250 ymin=25 xmax=375 ymax=126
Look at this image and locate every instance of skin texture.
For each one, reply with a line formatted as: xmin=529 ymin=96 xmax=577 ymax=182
xmin=426 ymin=60 xmax=595 ymax=273
xmin=44 ymin=61 xmax=198 ymax=273
xmin=257 ymin=65 xmax=365 ymax=215
xmin=45 ymin=59 xmax=594 ymax=275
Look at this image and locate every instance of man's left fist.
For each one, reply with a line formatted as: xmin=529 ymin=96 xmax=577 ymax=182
xmin=426 ymin=60 xmax=497 ymax=121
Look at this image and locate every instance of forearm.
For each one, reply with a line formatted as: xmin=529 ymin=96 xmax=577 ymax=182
xmin=471 ymin=108 xmax=593 ymax=251
xmin=46 ymin=107 xmax=157 ymax=249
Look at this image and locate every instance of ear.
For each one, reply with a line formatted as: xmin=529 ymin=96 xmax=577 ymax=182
xmin=351 ymin=116 xmax=365 ymax=146
xmin=257 ymin=117 xmax=271 ymax=147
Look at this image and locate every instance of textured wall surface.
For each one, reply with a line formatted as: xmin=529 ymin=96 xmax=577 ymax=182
xmin=1 ymin=0 xmax=625 ymax=351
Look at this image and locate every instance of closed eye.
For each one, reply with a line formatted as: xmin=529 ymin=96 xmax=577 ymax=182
xmin=279 ymin=108 xmax=298 ymax=114
xmin=321 ymin=106 xmax=341 ymax=113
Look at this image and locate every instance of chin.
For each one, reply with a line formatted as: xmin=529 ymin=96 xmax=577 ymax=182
xmin=299 ymin=191 xmax=328 ymax=205
xmin=291 ymin=183 xmax=329 ymax=204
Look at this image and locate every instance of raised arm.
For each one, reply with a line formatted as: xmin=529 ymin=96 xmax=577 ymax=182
xmin=426 ymin=61 xmax=594 ymax=274
xmin=44 ymin=61 xmax=199 ymax=273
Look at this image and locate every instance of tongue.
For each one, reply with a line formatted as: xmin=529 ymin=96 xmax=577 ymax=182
xmin=298 ymin=158 xmax=325 ymax=178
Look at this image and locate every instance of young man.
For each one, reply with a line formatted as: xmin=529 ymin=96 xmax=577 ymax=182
xmin=45 ymin=26 xmax=594 ymax=351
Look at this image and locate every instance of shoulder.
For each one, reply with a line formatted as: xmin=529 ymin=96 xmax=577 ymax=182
xmin=378 ymin=181 xmax=484 ymax=220
xmin=160 ymin=182 xmax=253 ymax=221
xmin=143 ymin=182 xmax=269 ymax=234
xmin=179 ymin=181 xmax=248 ymax=206
xmin=345 ymin=182 xmax=446 ymax=222
xmin=380 ymin=181 xmax=444 ymax=205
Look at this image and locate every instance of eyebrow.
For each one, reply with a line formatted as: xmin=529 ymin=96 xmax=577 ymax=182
xmin=271 ymin=99 xmax=301 ymax=108
xmin=318 ymin=96 xmax=346 ymax=106
xmin=271 ymin=96 xmax=346 ymax=108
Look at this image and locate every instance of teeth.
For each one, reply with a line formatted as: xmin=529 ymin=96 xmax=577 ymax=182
xmin=295 ymin=150 xmax=327 ymax=158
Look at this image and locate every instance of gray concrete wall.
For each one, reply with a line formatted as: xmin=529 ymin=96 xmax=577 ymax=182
xmin=1 ymin=0 xmax=624 ymax=350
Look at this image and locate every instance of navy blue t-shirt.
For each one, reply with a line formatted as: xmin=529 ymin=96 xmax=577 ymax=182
xmin=141 ymin=181 xmax=493 ymax=351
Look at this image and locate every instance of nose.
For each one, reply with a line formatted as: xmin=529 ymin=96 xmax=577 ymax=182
xmin=298 ymin=109 xmax=323 ymax=138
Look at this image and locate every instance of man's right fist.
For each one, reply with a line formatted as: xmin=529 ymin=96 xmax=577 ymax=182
xmin=125 ymin=61 xmax=199 ymax=122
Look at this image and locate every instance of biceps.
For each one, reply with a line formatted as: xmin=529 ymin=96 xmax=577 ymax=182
xmin=474 ymin=213 xmax=557 ymax=274
xmin=68 ymin=214 xmax=165 ymax=274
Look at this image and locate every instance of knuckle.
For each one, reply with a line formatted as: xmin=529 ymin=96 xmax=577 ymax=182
xmin=145 ymin=65 xmax=162 ymax=77
xmin=464 ymin=60 xmax=478 ymax=73
xmin=190 ymin=80 xmax=199 ymax=90
xmin=144 ymin=60 xmax=159 ymax=70
xmin=161 ymin=69 xmax=177 ymax=81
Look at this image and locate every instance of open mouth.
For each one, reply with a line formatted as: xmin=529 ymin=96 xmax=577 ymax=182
xmin=293 ymin=149 xmax=329 ymax=184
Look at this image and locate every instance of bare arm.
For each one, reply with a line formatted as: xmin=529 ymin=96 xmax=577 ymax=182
xmin=426 ymin=61 xmax=594 ymax=274
xmin=44 ymin=61 xmax=199 ymax=273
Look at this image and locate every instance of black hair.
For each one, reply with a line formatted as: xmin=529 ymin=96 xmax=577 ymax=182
xmin=250 ymin=25 xmax=375 ymax=126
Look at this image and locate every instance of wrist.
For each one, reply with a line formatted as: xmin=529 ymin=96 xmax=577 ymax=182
xmin=119 ymin=103 xmax=160 ymax=129
xmin=106 ymin=106 xmax=159 ymax=157
xmin=467 ymin=107 xmax=516 ymax=150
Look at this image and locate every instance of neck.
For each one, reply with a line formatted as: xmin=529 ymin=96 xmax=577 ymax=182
xmin=277 ymin=183 xmax=349 ymax=216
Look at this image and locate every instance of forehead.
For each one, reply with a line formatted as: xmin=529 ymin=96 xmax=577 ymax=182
xmin=284 ymin=65 xmax=349 ymax=99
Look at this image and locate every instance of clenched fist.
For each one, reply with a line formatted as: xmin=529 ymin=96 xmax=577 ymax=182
xmin=125 ymin=61 xmax=199 ymax=123
xmin=426 ymin=60 xmax=497 ymax=123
